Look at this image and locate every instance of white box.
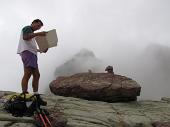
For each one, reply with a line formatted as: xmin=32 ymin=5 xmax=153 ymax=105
xmin=35 ymin=29 xmax=58 ymax=52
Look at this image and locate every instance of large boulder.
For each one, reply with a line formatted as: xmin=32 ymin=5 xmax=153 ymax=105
xmin=49 ymin=73 xmax=141 ymax=102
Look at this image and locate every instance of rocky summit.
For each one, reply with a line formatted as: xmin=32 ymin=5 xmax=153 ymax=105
xmin=49 ymin=73 xmax=141 ymax=102
xmin=0 ymin=91 xmax=170 ymax=127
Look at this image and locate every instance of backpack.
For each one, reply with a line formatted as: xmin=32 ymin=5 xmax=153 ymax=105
xmin=4 ymin=93 xmax=38 ymax=117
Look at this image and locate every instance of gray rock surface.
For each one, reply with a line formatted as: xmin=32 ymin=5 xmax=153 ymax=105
xmin=50 ymin=73 xmax=141 ymax=102
xmin=45 ymin=95 xmax=170 ymax=127
xmin=0 ymin=91 xmax=170 ymax=127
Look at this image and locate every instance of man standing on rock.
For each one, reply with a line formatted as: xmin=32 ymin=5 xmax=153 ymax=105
xmin=17 ymin=19 xmax=48 ymax=106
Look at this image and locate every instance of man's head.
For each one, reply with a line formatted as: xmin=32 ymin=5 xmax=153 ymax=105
xmin=31 ymin=19 xmax=43 ymax=31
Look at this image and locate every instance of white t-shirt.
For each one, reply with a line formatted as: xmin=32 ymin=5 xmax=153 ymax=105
xmin=17 ymin=26 xmax=37 ymax=55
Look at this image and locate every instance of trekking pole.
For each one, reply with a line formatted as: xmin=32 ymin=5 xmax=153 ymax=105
xmin=33 ymin=94 xmax=52 ymax=127
xmin=36 ymin=108 xmax=48 ymax=127
xmin=33 ymin=96 xmax=48 ymax=127
xmin=41 ymin=109 xmax=52 ymax=127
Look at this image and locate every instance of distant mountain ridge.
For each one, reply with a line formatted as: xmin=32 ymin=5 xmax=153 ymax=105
xmin=55 ymin=48 xmax=104 ymax=76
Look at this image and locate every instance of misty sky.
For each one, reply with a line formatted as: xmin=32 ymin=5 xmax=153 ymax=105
xmin=1 ymin=0 xmax=170 ymax=100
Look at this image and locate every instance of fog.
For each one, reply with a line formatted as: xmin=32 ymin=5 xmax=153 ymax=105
xmin=0 ymin=0 xmax=170 ymax=100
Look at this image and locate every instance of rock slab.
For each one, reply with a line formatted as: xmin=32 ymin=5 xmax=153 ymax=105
xmin=50 ymin=73 xmax=141 ymax=102
xmin=0 ymin=91 xmax=170 ymax=127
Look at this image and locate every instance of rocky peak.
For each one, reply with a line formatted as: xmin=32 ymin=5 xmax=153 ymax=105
xmin=74 ymin=48 xmax=95 ymax=58
xmin=55 ymin=48 xmax=103 ymax=76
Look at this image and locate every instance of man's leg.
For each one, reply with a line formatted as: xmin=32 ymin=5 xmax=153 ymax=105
xmin=32 ymin=68 xmax=47 ymax=106
xmin=21 ymin=67 xmax=33 ymax=93
xmin=32 ymin=68 xmax=40 ymax=93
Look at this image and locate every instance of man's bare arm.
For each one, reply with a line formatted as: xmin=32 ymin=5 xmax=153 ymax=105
xmin=23 ymin=32 xmax=46 ymax=41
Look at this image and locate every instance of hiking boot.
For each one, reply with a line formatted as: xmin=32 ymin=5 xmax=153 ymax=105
xmin=35 ymin=94 xmax=47 ymax=106
xmin=22 ymin=91 xmax=29 ymax=94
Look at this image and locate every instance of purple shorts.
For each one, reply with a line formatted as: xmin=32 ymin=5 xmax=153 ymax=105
xmin=20 ymin=50 xmax=38 ymax=69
